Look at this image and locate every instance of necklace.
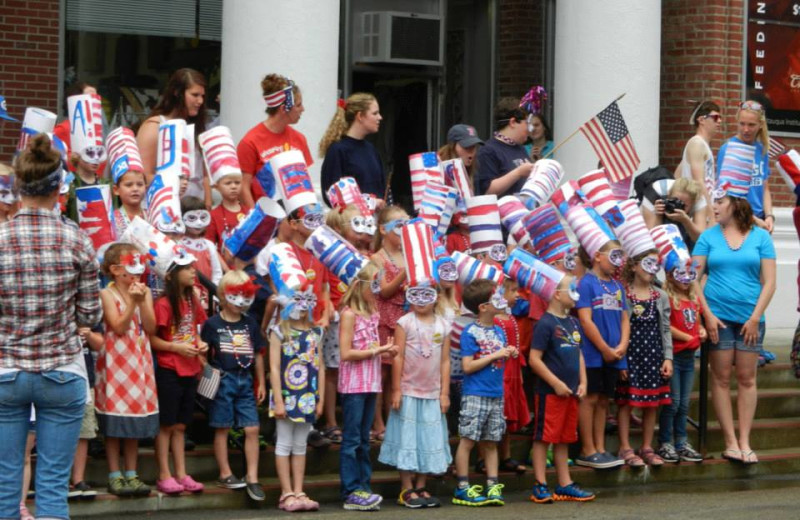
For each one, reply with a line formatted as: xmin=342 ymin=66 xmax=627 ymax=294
xmin=413 ymin=313 xmax=437 ymax=358
xmin=221 ymin=311 xmax=253 ymax=370
xmin=596 ymin=274 xmax=618 ymax=296
xmin=501 ymin=316 xmax=520 ymax=349
xmin=628 ymin=287 xmax=657 ymax=321
xmin=493 ymin=132 xmax=518 ymax=146
xmin=721 ymin=226 xmax=749 ymax=251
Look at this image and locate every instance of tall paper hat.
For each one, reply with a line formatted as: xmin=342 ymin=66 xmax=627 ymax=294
xmin=777 ymin=150 xmax=800 ymax=196
xmin=651 ymin=224 xmax=691 ymax=273
xmin=520 ymin=159 xmax=563 ymax=209
xmin=67 ymin=94 xmax=106 ymax=164
xmin=267 ymin=241 xmax=315 ymax=320
xmin=198 ymin=126 xmax=242 ymax=185
xmin=523 ymin=203 xmax=573 ymax=263
xmin=16 ymin=107 xmax=57 ymax=154
xmin=440 ymin=157 xmax=473 ymax=202
xmin=156 ymin=119 xmax=192 ymax=181
xmin=563 ymin=203 xmax=616 ymax=258
xmin=608 ymin=199 xmax=656 ymax=257
xmin=498 ymin=195 xmax=531 ymax=247
xmin=452 ymin=250 xmax=504 ymax=286
xmin=305 ymin=225 xmax=370 ymax=286
xmin=550 ymin=180 xmax=587 ymax=217
xmin=121 ymin=216 xmax=196 ymax=278
xmin=106 ymin=127 xmax=143 ymax=184
xmin=439 ymin=187 xmax=459 ymax=236
xmin=75 ymin=184 xmax=116 ymax=252
xmin=409 ymin=152 xmax=442 ymax=212
xmin=716 ymin=141 xmax=755 ymax=199
xmin=224 ymin=197 xmax=286 ymax=262
xmin=503 ymin=248 xmax=564 ymax=301
xmin=402 ymin=218 xmax=438 ymax=304
xmin=270 ymin=150 xmax=319 ymax=215
xmin=466 ymin=194 xmax=506 ymax=262
xmin=577 ymin=169 xmax=618 ymax=217
xmin=419 ymin=182 xmax=457 ymax=235
xmin=146 ymin=172 xmax=183 ymax=234
xmin=326 ymin=176 xmax=372 ymax=217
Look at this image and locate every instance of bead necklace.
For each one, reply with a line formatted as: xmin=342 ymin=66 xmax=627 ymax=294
xmin=412 ymin=314 xmax=436 ymax=358
xmin=721 ymin=226 xmax=749 ymax=251
xmin=628 ymin=286 xmax=657 ymax=321
xmin=500 ymin=316 xmax=520 ymax=349
xmin=493 ymin=132 xmax=518 ymax=146
xmin=595 ymin=273 xmax=619 ymax=297
xmin=221 ymin=311 xmax=253 ymax=370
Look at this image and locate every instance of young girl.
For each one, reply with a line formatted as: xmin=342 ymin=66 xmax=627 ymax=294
xmin=180 ymin=196 xmax=227 ymax=309
xmin=112 ymin=168 xmax=146 ymax=236
xmin=372 ymin=205 xmax=409 ymax=438
xmin=327 ymin=204 xmax=374 ymax=254
xmin=66 ymin=150 xmax=110 ymax=224
xmin=0 ymin=164 xmax=17 ymax=223
xmin=96 ymin=243 xmax=159 ymax=495
xmin=149 ymin=257 xmax=209 ymax=495
xmin=616 ymin=250 xmax=674 ymax=467
xmin=268 ymin=286 xmax=325 ymax=511
xmin=338 ymin=263 xmax=397 ymax=511
xmin=378 ymin=296 xmax=451 ymax=508
xmin=657 ymin=270 xmax=707 ymax=463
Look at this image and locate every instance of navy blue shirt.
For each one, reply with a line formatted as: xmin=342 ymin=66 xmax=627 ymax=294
xmin=201 ymin=314 xmax=265 ymax=372
xmin=321 ymin=136 xmax=386 ymax=205
xmin=475 ymin=137 xmax=530 ymax=197
xmin=531 ymin=312 xmax=583 ymax=394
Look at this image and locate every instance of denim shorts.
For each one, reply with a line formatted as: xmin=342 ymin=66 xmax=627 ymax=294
xmin=710 ymin=319 xmax=765 ymax=352
xmin=208 ymin=370 xmax=260 ymax=429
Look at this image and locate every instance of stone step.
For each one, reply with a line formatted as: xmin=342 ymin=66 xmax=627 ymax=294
xmin=66 ymin=447 xmax=800 ymax=517
xmin=688 ymin=388 xmax=800 ymax=420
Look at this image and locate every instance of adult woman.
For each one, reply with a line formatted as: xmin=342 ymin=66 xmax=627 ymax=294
xmin=437 ymin=123 xmax=483 ymax=188
xmin=0 ymin=135 xmax=102 ymax=519
xmin=137 ymin=68 xmax=210 ymax=204
xmin=693 ymin=185 xmax=776 ymax=464
xmin=319 ymin=93 xmax=386 ymax=206
xmin=716 ymin=101 xmax=774 ymax=232
xmin=474 ymin=97 xmax=533 ymax=197
xmin=641 ymin=177 xmax=705 ymax=249
xmin=237 ymin=74 xmax=312 ymax=208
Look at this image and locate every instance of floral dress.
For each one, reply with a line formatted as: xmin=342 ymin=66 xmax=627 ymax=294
xmin=269 ymin=326 xmax=324 ymax=423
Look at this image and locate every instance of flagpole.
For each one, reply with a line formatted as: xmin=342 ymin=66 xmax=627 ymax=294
xmin=541 ymin=92 xmax=627 ymax=160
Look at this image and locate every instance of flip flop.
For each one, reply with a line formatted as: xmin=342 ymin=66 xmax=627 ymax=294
xmin=741 ymin=450 xmax=759 ymax=465
xmin=321 ymin=426 xmax=343 ymax=443
xmin=722 ymin=449 xmax=744 ymax=463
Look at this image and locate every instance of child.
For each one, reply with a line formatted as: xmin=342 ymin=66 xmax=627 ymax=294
xmin=112 ymin=168 xmax=145 ymax=236
xmin=338 ymin=263 xmax=397 ymax=511
xmin=0 ymin=164 xmax=17 ymax=223
xmin=96 ymin=244 xmax=159 ymax=496
xmin=327 ymin=204 xmax=374 ymax=254
xmin=529 ymin=274 xmax=595 ymax=503
xmin=378 ymin=295 xmax=451 ymax=508
xmin=70 ymin=325 xmax=103 ymax=500
xmin=616 ymin=251 xmax=673 ymax=467
xmin=658 ymin=268 xmax=706 ymax=463
xmin=206 ymin=169 xmax=249 ymax=252
xmin=181 ymin=196 xmax=227 ymax=309
xmin=149 ymin=254 xmax=209 ymax=495
xmin=201 ymin=271 xmax=266 ymax=501
xmin=575 ymin=240 xmax=628 ymax=469
xmin=267 ymin=276 xmax=324 ymax=511
xmin=453 ymin=279 xmax=516 ymax=507
xmin=445 ymin=212 xmax=471 ymax=255
xmin=66 ymin=150 xmax=111 ymax=224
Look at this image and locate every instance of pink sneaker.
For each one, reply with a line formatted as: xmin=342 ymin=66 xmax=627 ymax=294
xmin=177 ymin=475 xmax=204 ymax=493
xmin=20 ymin=502 xmax=34 ymax=520
xmin=156 ymin=477 xmax=185 ymax=495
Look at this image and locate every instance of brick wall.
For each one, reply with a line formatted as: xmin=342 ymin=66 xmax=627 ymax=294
xmin=0 ymin=0 xmax=60 ymax=161
xmin=496 ymin=0 xmax=545 ymax=100
xmin=660 ymin=0 xmax=795 ymax=207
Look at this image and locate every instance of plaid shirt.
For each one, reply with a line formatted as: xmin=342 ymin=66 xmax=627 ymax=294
xmin=0 ymin=207 xmax=102 ymax=372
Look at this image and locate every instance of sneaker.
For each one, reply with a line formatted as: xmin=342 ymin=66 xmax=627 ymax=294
xmin=68 ymin=485 xmax=82 ymax=500
xmin=397 ymin=489 xmax=426 ymax=509
xmin=762 ymin=349 xmax=776 ymax=362
xmin=108 ymin=475 xmax=133 ymax=496
xmin=246 ymin=482 xmax=266 ymax=501
xmin=657 ymin=443 xmax=680 ymax=463
xmin=125 ymin=476 xmax=150 ymax=497
xmin=486 ymin=483 xmax=505 ymax=506
xmin=575 ymin=452 xmax=622 ymax=469
xmin=307 ymin=429 xmax=332 ymax=449
xmin=416 ymin=489 xmax=441 ymax=508
xmin=452 ymin=485 xmax=488 ymax=506
xmin=554 ymin=482 xmax=595 ymax=502
xmin=217 ymin=475 xmax=247 ymax=489
xmin=343 ymin=490 xmax=383 ymax=511
xmin=74 ymin=480 xmax=98 ymax=500
xmin=677 ymin=443 xmax=703 ymax=463
xmin=601 ymin=452 xmax=625 ymax=468
xmin=529 ymin=482 xmax=554 ymax=504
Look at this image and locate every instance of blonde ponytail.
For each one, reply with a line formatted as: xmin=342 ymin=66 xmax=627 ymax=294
xmin=318 ymin=92 xmax=377 ymax=158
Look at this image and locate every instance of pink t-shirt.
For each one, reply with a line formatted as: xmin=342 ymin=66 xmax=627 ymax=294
xmin=397 ymin=312 xmax=447 ymax=399
xmin=338 ymin=308 xmax=382 ymax=394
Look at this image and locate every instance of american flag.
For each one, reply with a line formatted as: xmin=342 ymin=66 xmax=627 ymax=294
xmin=579 ymin=101 xmax=640 ymax=182
xmin=146 ymin=173 xmax=180 ymax=228
xmin=768 ymin=137 xmax=786 ymax=159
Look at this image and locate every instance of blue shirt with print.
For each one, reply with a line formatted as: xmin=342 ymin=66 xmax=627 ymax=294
xmin=460 ymin=322 xmax=507 ymax=398
xmin=576 ymin=272 xmax=628 ymax=369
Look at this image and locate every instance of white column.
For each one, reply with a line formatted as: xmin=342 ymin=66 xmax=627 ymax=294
xmin=552 ymin=1 xmax=661 ymax=181
xmin=220 ymin=0 xmax=340 ymax=186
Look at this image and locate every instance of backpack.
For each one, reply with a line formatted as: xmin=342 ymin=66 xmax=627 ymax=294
xmin=633 ymin=165 xmax=674 ymax=204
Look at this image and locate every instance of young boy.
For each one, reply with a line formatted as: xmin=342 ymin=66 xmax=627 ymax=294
xmin=575 ymin=240 xmax=628 ymax=469
xmin=529 ymin=274 xmax=595 ymax=503
xmin=453 ymin=279 xmax=517 ymax=507
xmin=206 ymin=171 xmax=250 ymax=253
xmin=200 ymin=270 xmax=267 ymax=501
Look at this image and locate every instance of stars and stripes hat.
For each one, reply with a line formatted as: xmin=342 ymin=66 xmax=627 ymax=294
xmin=577 ymin=169 xmax=619 ymax=218
xmin=402 ymin=218 xmax=439 ymax=305
xmin=607 ymin=199 xmax=656 ymax=257
xmin=503 ymin=247 xmax=564 ymax=301
xmin=225 ymin=197 xmax=286 ymax=262
xmin=522 ymin=203 xmax=573 ymax=264
xmin=452 ymin=250 xmax=504 ymax=286
xmin=498 ymin=195 xmax=531 ymax=247
xmin=16 ymin=107 xmax=57 ymax=154
xmin=520 ymin=159 xmax=563 ymax=210
xmin=466 ymin=194 xmax=507 ymax=262
xmin=776 ymin=150 xmax=800 ymax=196
xmin=305 ymin=224 xmax=370 ymax=287
xmin=270 ymin=150 xmax=320 ymax=216
xmin=715 ymin=141 xmax=755 ymax=199
xmin=409 ymin=152 xmax=442 ymax=212
xmin=562 ymin=202 xmax=616 ymax=259
xmin=198 ymin=126 xmax=242 ymax=185
xmin=106 ymin=127 xmax=143 ymax=184
xmin=121 ymin=216 xmax=196 ymax=278
xmin=650 ymin=223 xmax=691 ymax=273
xmin=67 ymin=94 xmax=106 ymax=165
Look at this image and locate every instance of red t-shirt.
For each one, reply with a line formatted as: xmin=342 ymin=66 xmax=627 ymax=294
xmin=671 ymin=297 xmax=703 ymax=353
xmin=445 ymin=231 xmax=471 ymax=256
xmin=236 ymin=123 xmax=313 ymax=201
xmin=206 ymin=204 xmax=250 ymax=249
xmin=154 ymin=296 xmax=208 ymax=377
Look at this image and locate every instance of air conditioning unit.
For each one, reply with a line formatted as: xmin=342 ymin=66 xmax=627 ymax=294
xmin=356 ymin=11 xmax=443 ymax=66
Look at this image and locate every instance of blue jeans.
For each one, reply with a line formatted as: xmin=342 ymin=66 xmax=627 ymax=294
xmin=339 ymin=392 xmax=376 ymax=499
xmin=659 ymin=351 xmax=695 ymax=447
xmin=0 ymin=370 xmax=86 ymax=520
xmin=208 ymin=370 xmax=259 ymax=429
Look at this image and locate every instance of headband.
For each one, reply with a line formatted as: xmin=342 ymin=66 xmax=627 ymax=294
xmin=18 ymin=166 xmax=61 ymax=197
xmin=337 ymin=98 xmax=347 ymax=110
xmin=688 ymin=100 xmax=702 ymax=125
xmin=263 ymin=80 xmax=295 ymax=112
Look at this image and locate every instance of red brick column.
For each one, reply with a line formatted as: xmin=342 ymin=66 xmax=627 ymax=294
xmin=496 ymin=0 xmax=545 ymax=99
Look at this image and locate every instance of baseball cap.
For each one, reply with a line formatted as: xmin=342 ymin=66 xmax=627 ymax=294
xmin=447 ymin=124 xmax=483 ymax=148
xmin=0 ymin=96 xmax=18 ymax=122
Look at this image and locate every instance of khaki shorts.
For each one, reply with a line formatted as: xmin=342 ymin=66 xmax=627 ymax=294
xmin=80 ymin=404 xmax=98 ymax=440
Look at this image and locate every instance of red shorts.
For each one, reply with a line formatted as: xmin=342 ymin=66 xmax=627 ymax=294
xmin=533 ymin=394 xmax=579 ymax=444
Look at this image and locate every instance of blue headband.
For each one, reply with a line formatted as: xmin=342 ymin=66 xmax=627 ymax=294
xmin=18 ymin=167 xmax=61 ymax=197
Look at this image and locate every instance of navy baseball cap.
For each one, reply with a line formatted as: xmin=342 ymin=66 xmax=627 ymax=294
xmin=447 ymin=124 xmax=483 ymax=148
xmin=0 ymin=96 xmax=18 ymax=122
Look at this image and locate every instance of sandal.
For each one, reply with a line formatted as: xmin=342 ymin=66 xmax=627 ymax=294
xmin=278 ymin=492 xmax=297 ymax=511
xmin=376 ymin=430 xmax=386 ymax=442
xmin=619 ymin=448 xmax=645 ymax=467
xmin=321 ymin=426 xmax=343 ymax=444
xmin=296 ymin=492 xmax=320 ymax=511
xmin=741 ymin=450 xmax=759 ymax=465
xmin=722 ymin=449 xmax=744 ymax=463
xmin=501 ymin=458 xmax=527 ymax=474
xmin=639 ymin=448 xmax=664 ymax=466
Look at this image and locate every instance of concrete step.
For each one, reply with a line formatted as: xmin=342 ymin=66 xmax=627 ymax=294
xmin=65 ymin=447 xmax=800 ymax=517
xmin=688 ymin=388 xmax=800 ymax=420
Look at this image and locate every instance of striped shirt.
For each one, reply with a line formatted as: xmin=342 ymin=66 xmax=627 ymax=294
xmin=0 ymin=207 xmax=102 ymax=372
xmin=338 ymin=308 xmax=382 ymax=394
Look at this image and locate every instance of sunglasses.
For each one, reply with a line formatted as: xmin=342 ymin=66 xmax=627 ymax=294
xmin=740 ymin=101 xmax=763 ymax=112
xmin=702 ymin=114 xmax=722 ymax=122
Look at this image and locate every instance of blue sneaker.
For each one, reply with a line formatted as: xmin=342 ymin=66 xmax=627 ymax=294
xmin=486 ymin=483 xmax=505 ymax=506
xmin=554 ymin=482 xmax=595 ymax=502
xmin=452 ymin=485 xmax=488 ymax=507
xmin=575 ymin=452 xmax=622 ymax=469
xmin=762 ymin=349 xmax=776 ymax=362
xmin=343 ymin=490 xmax=383 ymax=511
xmin=529 ymin=482 xmax=554 ymax=504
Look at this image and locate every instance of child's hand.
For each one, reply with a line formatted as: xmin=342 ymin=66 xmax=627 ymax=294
xmin=78 ymin=327 xmax=91 ymax=342
xmin=601 ymin=347 xmax=617 ymax=363
xmin=315 ymin=400 xmax=324 ymax=419
xmin=197 ymin=340 xmax=209 ymax=355
xmin=173 ymin=342 xmax=198 ymax=358
xmin=508 ymin=346 xmax=519 ymax=359
xmin=256 ymin=382 xmax=266 ymax=404
xmin=661 ymin=359 xmax=673 ymax=379
xmin=576 ymin=382 xmax=587 ymax=399
xmin=494 ymin=347 xmax=513 ymax=361
xmin=614 ymin=344 xmax=627 ymax=360
xmin=699 ymin=327 xmax=708 ymax=342
xmin=619 ymin=369 xmax=629 ymax=381
xmin=440 ymin=394 xmax=450 ymax=414
xmin=553 ymin=380 xmax=573 ymax=397
xmin=391 ymin=389 xmax=402 ymax=410
xmin=129 ymin=283 xmax=146 ymax=303
xmin=273 ymin=400 xmax=286 ymax=419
